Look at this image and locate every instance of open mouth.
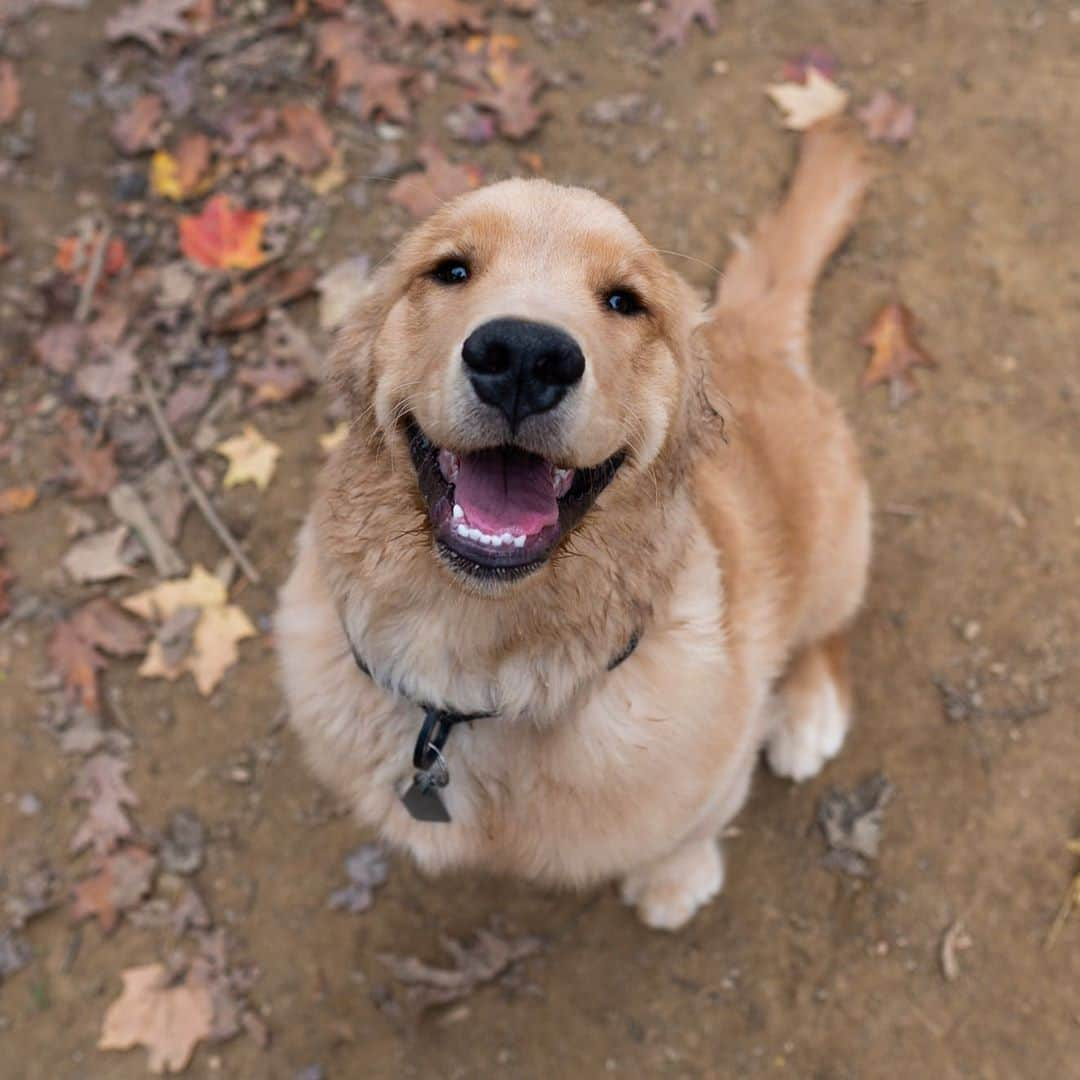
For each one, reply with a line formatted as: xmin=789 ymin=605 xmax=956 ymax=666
xmin=405 ymin=417 xmax=625 ymax=581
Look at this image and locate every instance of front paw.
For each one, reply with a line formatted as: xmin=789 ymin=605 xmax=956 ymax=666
xmin=619 ymin=837 xmax=724 ymax=931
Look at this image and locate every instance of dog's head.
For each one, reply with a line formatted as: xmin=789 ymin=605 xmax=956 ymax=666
xmin=332 ymin=178 xmax=704 ymax=590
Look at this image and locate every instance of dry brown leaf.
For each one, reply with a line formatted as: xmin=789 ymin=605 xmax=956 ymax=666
xmin=34 ymin=322 xmax=84 ymax=374
xmin=62 ymin=526 xmax=134 ymax=584
xmin=857 ymin=90 xmax=916 ymax=144
xmin=651 ymin=0 xmax=719 ymax=52
xmin=71 ymin=846 xmax=157 ymax=933
xmin=111 ymin=94 xmax=163 ymax=154
xmin=58 ymin=411 xmax=119 ymax=499
xmin=766 ymin=69 xmax=849 ymax=130
xmin=99 ymin=963 xmax=215 ymax=1074
xmin=817 ymin=774 xmax=893 ymax=877
xmin=388 ymin=143 xmax=483 ymax=219
xmin=382 ymin=0 xmax=486 ymax=34
xmin=50 ymin=619 xmax=107 ymax=713
xmin=0 ymin=485 xmax=37 ymax=515
xmin=74 ymin=341 xmax=139 ymax=404
xmin=473 ymin=58 xmax=545 ymax=140
xmin=105 ymin=0 xmax=196 ymax=52
xmin=71 ymin=753 xmax=138 ymax=856
xmin=861 ymin=302 xmax=938 ymax=407
xmin=206 ymin=263 xmax=317 ymax=334
xmin=0 ymin=59 xmax=20 ymax=125
xmin=70 ymin=597 xmax=149 ymax=656
xmin=267 ymin=102 xmax=335 ymax=172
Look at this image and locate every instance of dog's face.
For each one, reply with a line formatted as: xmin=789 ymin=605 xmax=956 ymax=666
xmin=334 ymin=178 xmax=700 ymax=589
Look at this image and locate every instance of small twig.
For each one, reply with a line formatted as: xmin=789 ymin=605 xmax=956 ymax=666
xmin=75 ymin=227 xmax=110 ymax=324
xmin=138 ymin=371 xmax=262 ymax=584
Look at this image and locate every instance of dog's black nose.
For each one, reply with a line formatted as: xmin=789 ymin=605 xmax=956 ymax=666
xmin=462 ymin=318 xmax=585 ymax=430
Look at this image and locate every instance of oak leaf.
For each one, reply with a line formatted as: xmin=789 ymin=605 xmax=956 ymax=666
xmin=861 ymin=302 xmax=938 ymax=408
xmin=111 ymin=94 xmax=163 ymax=154
xmin=381 ymin=0 xmax=486 ymax=34
xmin=766 ymin=69 xmax=849 ymax=130
xmin=71 ymin=753 xmax=138 ymax=856
xmin=472 ymin=58 xmax=545 ymax=139
xmin=71 ymin=847 xmax=157 ymax=933
xmin=315 ymin=22 xmax=416 ymax=121
xmin=179 ymin=195 xmax=267 ymax=271
xmin=105 ymin=0 xmax=196 ymax=53
xmin=388 ymin=144 xmax=483 ymax=219
xmin=651 ymin=0 xmax=719 ymax=52
xmin=259 ymin=103 xmax=335 ymax=173
xmin=57 ymin=411 xmax=119 ymax=499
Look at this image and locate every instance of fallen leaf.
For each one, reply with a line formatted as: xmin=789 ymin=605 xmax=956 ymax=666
xmin=124 ymin=565 xmax=257 ymax=697
xmin=315 ymin=19 xmax=369 ymax=99
xmin=179 ymin=195 xmax=267 ymax=271
xmin=74 ymin=341 xmax=139 ymax=404
xmin=766 ymin=68 xmax=849 ymax=131
xmin=0 ymin=485 xmax=37 ymax=515
xmin=444 ymin=102 xmax=497 ymax=145
xmin=0 ymin=59 xmax=20 ymax=125
xmin=71 ymin=847 xmax=157 ymax=932
xmin=319 ymin=423 xmax=347 ymax=453
xmin=151 ymin=134 xmax=215 ymax=201
xmin=856 ymin=90 xmax=916 ymax=145
xmin=237 ymin=360 xmax=310 ymax=407
xmin=99 ymin=963 xmax=215 ymax=1074
xmin=62 ymin=526 xmax=134 ymax=583
xmin=57 ymin=411 xmax=119 ymax=498
xmin=50 ymin=619 xmax=107 ymax=713
xmin=861 ymin=302 xmax=938 ymax=407
xmin=473 ymin=58 xmax=546 ymax=140
xmin=206 ymin=263 xmax=317 ymax=334
xmin=34 ymin=322 xmax=85 ymax=374
xmin=651 ymin=0 xmax=719 ymax=52
xmin=259 ymin=102 xmax=335 ymax=173
xmin=781 ymin=47 xmax=839 ymax=85
xmin=55 ymin=233 xmax=129 ymax=285
xmin=816 ymin=773 xmax=893 ymax=878
xmin=70 ymin=597 xmax=149 ymax=656
xmin=111 ymin=94 xmax=163 ymax=154
xmin=382 ymin=0 xmax=486 ymax=34
xmin=388 ymin=144 xmax=483 ymax=219
xmin=71 ymin=752 xmax=138 ymax=856
xmin=379 ymin=929 xmax=540 ymax=1019
xmin=215 ymin=426 xmax=281 ymax=491
xmin=105 ymin=0 xmax=195 ymax=52
xmin=328 ymin=844 xmax=388 ymax=913
xmin=317 ymin=254 xmax=370 ymax=331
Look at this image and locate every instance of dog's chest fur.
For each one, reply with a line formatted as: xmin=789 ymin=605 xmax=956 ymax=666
xmin=277 ymin=517 xmax=763 ymax=886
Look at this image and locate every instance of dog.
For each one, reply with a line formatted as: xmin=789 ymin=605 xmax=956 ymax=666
xmin=276 ymin=120 xmax=872 ymax=930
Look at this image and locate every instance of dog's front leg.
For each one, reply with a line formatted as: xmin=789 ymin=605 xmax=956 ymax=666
xmin=619 ymin=834 xmax=725 ymax=931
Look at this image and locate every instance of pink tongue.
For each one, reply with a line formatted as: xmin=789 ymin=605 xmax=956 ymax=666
xmin=453 ymin=449 xmax=558 ymax=536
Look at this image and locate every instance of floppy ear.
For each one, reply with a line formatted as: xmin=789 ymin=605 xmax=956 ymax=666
xmin=326 ymin=266 xmax=400 ymax=417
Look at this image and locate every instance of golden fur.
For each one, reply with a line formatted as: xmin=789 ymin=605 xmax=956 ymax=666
xmin=276 ymin=121 xmax=873 ymax=929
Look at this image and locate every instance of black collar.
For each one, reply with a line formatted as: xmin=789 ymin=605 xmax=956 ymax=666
xmin=342 ymin=619 xmax=641 ymax=823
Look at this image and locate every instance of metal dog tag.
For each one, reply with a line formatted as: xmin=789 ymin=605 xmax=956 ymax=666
xmin=400 ymin=758 xmax=452 ymax=823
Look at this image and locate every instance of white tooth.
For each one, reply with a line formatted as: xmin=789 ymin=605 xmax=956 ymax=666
xmin=452 ymin=505 xmax=464 ymax=520
xmin=490 ymin=535 xmax=503 ymax=548
xmin=514 ymin=535 xmax=526 ymax=548
xmin=479 ymin=533 xmax=493 ymax=546
xmin=501 ymin=532 xmax=514 ymax=544
xmin=456 ymin=524 xmax=470 ymax=538
xmin=467 ymin=528 xmax=482 ymax=541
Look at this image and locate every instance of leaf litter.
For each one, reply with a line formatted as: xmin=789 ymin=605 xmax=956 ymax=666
xmin=816 ymin=773 xmax=894 ymax=878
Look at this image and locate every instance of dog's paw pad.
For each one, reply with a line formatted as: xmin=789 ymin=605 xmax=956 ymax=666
xmin=620 ymin=839 xmax=724 ymax=932
xmin=766 ymin=677 xmax=848 ymax=782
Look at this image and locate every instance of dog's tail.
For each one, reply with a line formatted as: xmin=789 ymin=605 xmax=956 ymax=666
xmin=713 ymin=119 xmax=873 ymax=373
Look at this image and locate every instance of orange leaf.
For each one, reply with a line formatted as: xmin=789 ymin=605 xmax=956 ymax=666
xmin=55 ymin=234 xmax=129 ymax=282
xmin=179 ymin=194 xmax=267 ymax=270
xmin=861 ymin=302 xmax=938 ymax=408
xmin=0 ymin=485 xmax=37 ymax=515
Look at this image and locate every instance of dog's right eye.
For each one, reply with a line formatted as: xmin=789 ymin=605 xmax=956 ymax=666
xmin=432 ymin=259 xmax=470 ymax=285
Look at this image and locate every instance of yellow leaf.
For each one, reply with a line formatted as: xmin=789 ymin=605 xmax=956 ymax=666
xmin=190 ymin=604 xmax=256 ymax=696
xmin=215 ymin=425 xmax=281 ymax=491
xmin=150 ymin=149 xmax=184 ymax=201
xmin=122 ymin=565 xmax=226 ymax=622
xmin=319 ymin=422 xmax=348 ymax=453
xmin=765 ymin=69 xmax=849 ymax=131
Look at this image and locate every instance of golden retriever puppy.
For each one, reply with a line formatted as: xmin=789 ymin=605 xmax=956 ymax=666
xmin=276 ymin=121 xmax=872 ymax=929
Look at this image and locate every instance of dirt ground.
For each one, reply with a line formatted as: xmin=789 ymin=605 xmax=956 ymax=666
xmin=1 ymin=1 xmax=1078 ymax=1077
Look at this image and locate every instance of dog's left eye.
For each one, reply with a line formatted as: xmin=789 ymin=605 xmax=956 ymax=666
xmin=605 ymin=290 xmax=645 ymax=316
xmin=432 ymin=259 xmax=470 ymax=285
